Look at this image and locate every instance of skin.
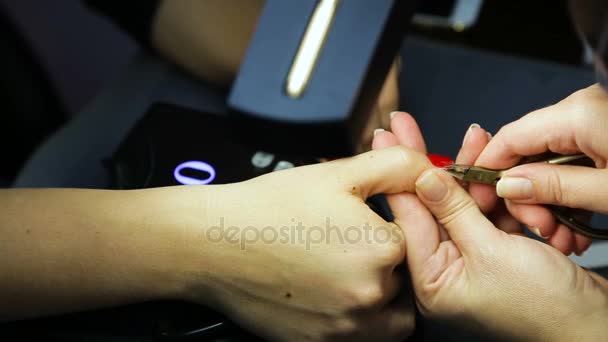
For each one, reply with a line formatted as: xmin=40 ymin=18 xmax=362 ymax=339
xmin=151 ymin=0 xmax=400 ymax=152
xmin=471 ymin=84 xmax=608 ymax=255
xmin=374 ymin=111 xmax=608 ymax=341
xmin=0 ymin=146 xmax=430 ymax=341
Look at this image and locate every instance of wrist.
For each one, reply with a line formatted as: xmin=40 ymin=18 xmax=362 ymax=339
xmin=121 ymin=186 xmax=223 ymax=305
xmin=137 ymin=185 xmax=230 ymax=308
xmin=546 ymin=283 xmax=608 ymax=341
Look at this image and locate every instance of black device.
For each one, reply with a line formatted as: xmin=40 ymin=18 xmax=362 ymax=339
xmin=110 ymin=104 xmax=319 ymax=190
xmin=229 ymin=0 xmax=419 ymax=156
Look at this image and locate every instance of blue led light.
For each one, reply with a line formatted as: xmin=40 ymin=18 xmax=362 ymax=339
xmin=174 ymin=161 xmax=217 ymax=185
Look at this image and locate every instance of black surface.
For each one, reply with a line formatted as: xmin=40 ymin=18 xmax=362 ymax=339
xmin=109 ymin=103 xmax=319 ymax=190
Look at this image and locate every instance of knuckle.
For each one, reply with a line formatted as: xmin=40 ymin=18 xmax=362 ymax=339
xmin=393 ymin=145 xmax=413 ymax=163
xmin=543 ymin=168 xmax=566 ymax=204
xmin=435 ymin=193 xmax=479 ymax=228
xmin=348 ymin=283 xmax=385 ymax=309
xmin=561 ymin=89 xmax=599 ymax=126
xmin=494 ymin=123 xmax=511 ymax=137
xmin=493 ymin=121 xmax=527 ymax=154
xmin=371 ymin=234 xmax=404 ymax=266
xmin=393 ymin=145 xmax=428 ymax=170
xmin=564 ymin=86 xmax=598 ymax=106
xmin=494 ymin=120 xmax=519 ymax=141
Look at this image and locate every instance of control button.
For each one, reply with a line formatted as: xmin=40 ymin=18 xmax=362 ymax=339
xmin=174 ymin=161 xmax=216 ymax=185
xmin=251 ymin=151 xmax=275 ymax=169
xmin=273 ymin=161 xmax=295 ymax=172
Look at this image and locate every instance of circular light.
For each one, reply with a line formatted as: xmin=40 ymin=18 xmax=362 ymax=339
xmin=174 ymin=161 xmax=217 ymax=185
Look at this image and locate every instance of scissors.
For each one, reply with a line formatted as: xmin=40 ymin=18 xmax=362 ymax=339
xmin=442 ymin=154 xmax=608 ymax=240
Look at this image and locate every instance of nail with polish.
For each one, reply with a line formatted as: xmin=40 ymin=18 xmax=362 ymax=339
xmin=496 ymin=177 xmax=534 ymax=200
xmin=428 ymin=154 xmax=454 ymax=168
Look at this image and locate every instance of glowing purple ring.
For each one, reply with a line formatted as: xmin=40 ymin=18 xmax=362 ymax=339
xmin=174 ymin=161 xmax=216 ymax=185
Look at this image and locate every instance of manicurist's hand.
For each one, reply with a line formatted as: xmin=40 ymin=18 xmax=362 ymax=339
xmin=373 ymin=112 xmax=608 ymax=341
xmin=470 ymin=84 xmax=608 ymax=255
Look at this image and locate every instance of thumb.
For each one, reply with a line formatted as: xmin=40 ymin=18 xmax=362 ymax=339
xmin=415 ymin=169 xmax=500 ymax=253
xmin=341 ymin=146 xmax=432 ymax=198
xmin=496 ymin=164 xmax=608 ymax=214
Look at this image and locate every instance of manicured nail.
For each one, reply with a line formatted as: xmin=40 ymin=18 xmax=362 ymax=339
xmin=496 ymin=177 xmax=533 ymax=200
xmin=428 ymin=154 xmax=454 ymax=168
xmin=390 ymin=111 xmax=401 ymax=120
xmin=416 ymin=170 xmax=448 ymax=202
xmin=462 ymin=123 xmax=481 ymax=146
xmin=373 ymin=128 xmax=385 ymax=136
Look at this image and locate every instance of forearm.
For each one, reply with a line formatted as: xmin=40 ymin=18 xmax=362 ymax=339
xmin=0 ymin=187 xmax=213 ymax=321
xmin=152 ymin=0 xmax=264 ymax=86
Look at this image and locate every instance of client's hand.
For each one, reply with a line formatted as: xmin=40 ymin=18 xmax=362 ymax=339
xmin=0 ymin=144 xmax=428 ymax=342
xmin=372 ymin=112 xmax=608 ymax=341
xmin=182 ymin=146 xmax=430 ymax=341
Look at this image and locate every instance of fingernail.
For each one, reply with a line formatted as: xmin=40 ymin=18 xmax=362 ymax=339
xmin=462 ymin=123 xmax=481 ymax=146
xmin=416 ymin=170 xmax=448 ymax=202
xmin=390 ymin=111 xmax=400 ymax=120
xmin=373 ymin=128 xmax=385 ymax=136
xmin=529 ymin=226 xmax=548 ymax=239
xmin=486 ymin=131 xmax=493 ymax=140
xmin=496 ymin=177 xmax=533 ymax=200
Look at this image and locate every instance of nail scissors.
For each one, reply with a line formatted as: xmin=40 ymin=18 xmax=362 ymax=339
xmin=443 ymin=154 xmax=608 ymax=240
